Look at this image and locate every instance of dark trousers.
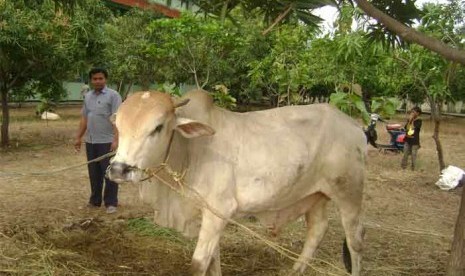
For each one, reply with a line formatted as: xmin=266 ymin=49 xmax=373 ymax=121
xmin=86 ymin=143 xmax=118 ymax=207
xmin=401 ymin=143 xmax=420 ymax=170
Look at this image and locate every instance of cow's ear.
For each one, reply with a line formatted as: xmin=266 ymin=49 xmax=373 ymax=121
xmin=110 ymin=113 xmax=116 ymax=124
xmin=175 ymin=117 xmax=215 ymax=138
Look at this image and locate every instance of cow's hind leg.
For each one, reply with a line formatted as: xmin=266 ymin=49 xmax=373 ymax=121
xmin=292 ymin=194 xmax=330 ymax=274
xmin=338 ymin=199 xmax=364 ymax=276
xmin=191 ymin=210 xmax=227 ymax=276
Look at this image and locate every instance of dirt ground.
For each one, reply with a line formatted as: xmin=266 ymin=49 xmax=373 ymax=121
xmin=0 ymin=105 xmax=464 ymax=276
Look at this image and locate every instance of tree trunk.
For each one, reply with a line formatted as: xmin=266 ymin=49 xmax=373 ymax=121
xmin=117 ymin=79 xmax=125 ymax=94
xmin=141 ymin=79 xmax=150 ymax=91
xmin=447 ymin=185 xmax=465 ymax=276
xmin=124 ymin=82 xmax=133 ymax=101
xmin=430 ymin=100 xmax=446 ymax=171
xmin=1 ymin=86 xmax=10 ymax=148
xmin=287 ymin=84 xmax=291 ymax=106
xmin=432 ymin=117 xmax=446 ymax=171
xmin=354 ymin=0 xmax=465 ymax=65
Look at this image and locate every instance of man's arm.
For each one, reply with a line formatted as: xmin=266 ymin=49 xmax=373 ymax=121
xmin=74 ymin=115 xmax=87 ymax=152
xmin=415 ymin=119 xmax=422 ymax=131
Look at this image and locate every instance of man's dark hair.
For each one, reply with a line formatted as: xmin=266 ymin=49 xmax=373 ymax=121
xmin=89 ymin=67 xmax=108 ymax=79
xmin=412 ymin=106 xmax=422 ymax=114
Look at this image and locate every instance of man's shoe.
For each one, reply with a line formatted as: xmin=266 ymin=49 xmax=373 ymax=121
xmin=106 ymin=206 xmax=117 ymax=214
xmin=86 ymin=203 xmax=100 ymax=209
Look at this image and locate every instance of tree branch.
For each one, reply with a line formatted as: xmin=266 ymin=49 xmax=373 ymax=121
xmin=186 ymin=43 xmax=201 ymax=89
xmin=262 ymin=3 xmax=294 ymax=35
xmin=354 ymin=0 xmax=465 ymax=65
xmin=201 ymin=68 xmax=210 ymax=89
xmin=7 ymin=62 xmax=34 ymax=90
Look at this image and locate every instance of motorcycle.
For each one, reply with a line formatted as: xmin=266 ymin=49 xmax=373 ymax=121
xmin=365 ymin=113 xmax=406 ymax=153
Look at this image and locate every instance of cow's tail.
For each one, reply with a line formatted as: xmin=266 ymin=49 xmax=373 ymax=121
xmin=342 ymin=238 xmax=352 ymax=273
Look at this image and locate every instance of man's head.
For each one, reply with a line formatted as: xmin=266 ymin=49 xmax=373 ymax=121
xmin=411 ymin=106 xmax=422 ymax=116
xmin=409 ymin=106 xmax=422 ymax=120
xmin=89 ymin=67 xmax=108 ymax=91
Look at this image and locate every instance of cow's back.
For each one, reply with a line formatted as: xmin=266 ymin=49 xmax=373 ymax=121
xmin=176 ymin=92 xmax=365 ymax=212
xmin=218 ymin=104 xmax=365 ymax=211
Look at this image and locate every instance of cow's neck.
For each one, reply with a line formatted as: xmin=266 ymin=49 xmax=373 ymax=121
xmin=163 ymin=130 xmax=176 ymax=163
xmin=164 ymin=131 xmax=190 ymax=174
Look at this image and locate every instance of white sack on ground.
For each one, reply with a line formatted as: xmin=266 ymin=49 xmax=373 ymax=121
xmin=435 ymin=165 xmax=465 ymax=191
xmin=41 ymin=111 xmax=60 ymax=120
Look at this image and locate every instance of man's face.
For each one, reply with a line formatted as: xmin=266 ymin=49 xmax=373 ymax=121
xmin=90 ymin=72 xmax=107 ymax=91
xmin=409 ymin=110 xmax=419 ymax=119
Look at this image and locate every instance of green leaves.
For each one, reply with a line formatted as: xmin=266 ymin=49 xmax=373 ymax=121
xmin=248 ymin=24 xmax=316 ymax=105
xmin=428 ymin=83 xmax=451 ymax=102
xmin=336 ymin=33 xmax=364 ymax=62
xmin=211 ymin=85 xmax=237 ymax=109
xmin=391 ymin=1 xmax=464 ymax=105
xmin=330 ymin=91 xmax=370 ymax=123
xmin=0 ymin=0 xmax=107 ymax=94
xmin=156 ymin=83 xmax=183 ymax=97
xmin=0 ymin=0 xmax=110 ymax=145
xmin=144 ymin=13 xmax=244 ymax=88
xmin=370 ymin=96 xmax=400 ymax=118
xmin=191 ymin=0 xmax=335 ymax=31
xmin=330 ymin=91 xmax=399 ymax=124
xmin=103 ymin=9 xmax=159 ymax=90
xmin=366 ymin=0 xmax=421 ymax=47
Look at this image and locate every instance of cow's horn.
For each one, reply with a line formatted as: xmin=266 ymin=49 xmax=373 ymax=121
xmin=174 ymin=98 xmax=190 ymax=108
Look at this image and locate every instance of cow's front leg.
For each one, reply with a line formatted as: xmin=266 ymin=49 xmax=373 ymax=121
xmin=191 ymin=209 xmax=227 ymax=276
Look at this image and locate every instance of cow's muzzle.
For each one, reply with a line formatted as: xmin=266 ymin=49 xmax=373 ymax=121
xmin=107 ymin=162 xmax=138 ymax=183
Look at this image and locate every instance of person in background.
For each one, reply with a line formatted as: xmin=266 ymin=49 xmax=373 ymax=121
xmin=80 ymin=82 xmax=90 ymax=99
xmin=401 ymin=106 xmax=422 ymax=171
xmin=74 ymin=68 xmax=122 ymax=214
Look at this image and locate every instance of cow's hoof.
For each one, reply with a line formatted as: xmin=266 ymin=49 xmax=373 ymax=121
xmin=191 ymin=260 xmax=204 ymax=276
xmin=291 ymin=262 xmax=306 ymax=275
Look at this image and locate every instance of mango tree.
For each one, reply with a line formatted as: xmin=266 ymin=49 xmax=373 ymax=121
xmin=145 ymin=14 xmax=248 ymax=93
xmin=0 ymin=0 xmax=108 ymax=147
xmin=393 ymin=3 xmax=464 ymax=172
xmin=248 ymin=24 xmax=316 ymax=106
xmin=103 ymin=9 xmax=162 ymax=94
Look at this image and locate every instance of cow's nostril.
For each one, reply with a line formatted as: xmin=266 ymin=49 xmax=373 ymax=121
xmin=110 ymin=162 xmax=133 ymax=177
xmin=122 ymin=165 xmax=132 ymax=174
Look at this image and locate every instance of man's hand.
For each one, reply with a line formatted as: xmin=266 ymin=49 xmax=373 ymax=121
xmin=111 ymin=140 xmax=118 ymax=152
xmin=74 ymin=137 xmax=82 ymax=152
xmin=75 ymin=115 xmax=87 ymax=153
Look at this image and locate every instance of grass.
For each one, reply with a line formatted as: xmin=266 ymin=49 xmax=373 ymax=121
xmin=127 ymin=217 xmax=191 ymax=245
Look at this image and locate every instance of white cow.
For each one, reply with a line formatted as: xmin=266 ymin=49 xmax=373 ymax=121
xmin=108 ymin=90 xmax=366 ymax=276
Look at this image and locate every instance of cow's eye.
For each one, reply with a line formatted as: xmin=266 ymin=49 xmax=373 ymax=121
xmin=150 ymin=124 xmax=163 ymax=137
